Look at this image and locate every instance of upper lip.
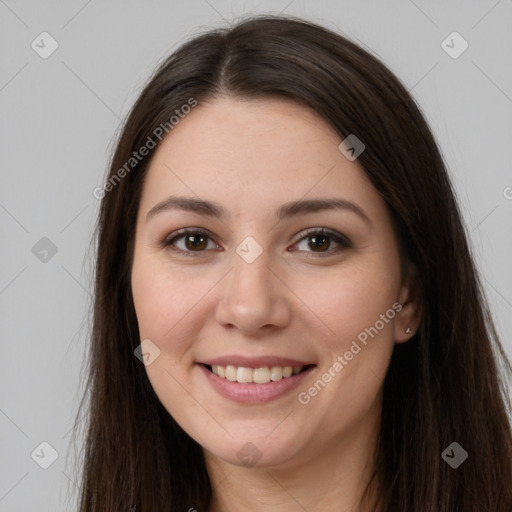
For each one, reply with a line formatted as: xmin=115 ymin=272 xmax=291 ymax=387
xmin=198 ymin=355 xmax=315 ymax=368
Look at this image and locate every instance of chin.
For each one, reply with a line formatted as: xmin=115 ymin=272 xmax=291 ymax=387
xmin=201 ymin=430 xmax=305 ymax=469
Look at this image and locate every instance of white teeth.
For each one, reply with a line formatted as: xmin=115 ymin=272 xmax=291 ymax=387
xmin=282 ymin=366 xmax=293 ymax=378
xmin=253 ymin=367 xmax=271 ymax=384
xmin=209 ymin=364 xmax=304 ymax=384
xmin=236 ymin=367 xmax=253 ymax=383
xmin=225 ymin=365 xmax=237 ymax=382
xmin=270 ymin=366 xmax=283 ymax=381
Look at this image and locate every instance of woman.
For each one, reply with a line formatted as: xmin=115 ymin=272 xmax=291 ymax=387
xmin=75 ymin=14 xmax=512 ymax=511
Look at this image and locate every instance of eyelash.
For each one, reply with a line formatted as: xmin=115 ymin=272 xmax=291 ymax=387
xmin=159 ymin=227 xmax=352 ymax=258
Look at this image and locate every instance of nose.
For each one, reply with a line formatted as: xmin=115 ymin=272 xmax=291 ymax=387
xmin=214 ymin=248 xmax=292 ymax=336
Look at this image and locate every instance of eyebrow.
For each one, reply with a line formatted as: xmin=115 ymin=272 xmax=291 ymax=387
xmin=145 ymin=195 xmax=371 ymax=225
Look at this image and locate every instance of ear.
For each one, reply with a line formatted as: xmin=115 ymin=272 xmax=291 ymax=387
xmin=394 ymin=264 xmax=422 ymax=344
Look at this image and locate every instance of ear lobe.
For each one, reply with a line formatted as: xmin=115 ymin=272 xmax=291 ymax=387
xmin=395 ymin=265 xmax=422 ymax=344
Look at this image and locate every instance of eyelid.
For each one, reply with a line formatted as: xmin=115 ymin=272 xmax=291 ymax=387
xmin=161 ymin=226 xmax=352 ymax=256
xmin=161 ymin=227 xmax=219 ymax=256
xmin=292 ymin=227 xmax=352 ymax=248
xmin=163 ymin=227 xmax=213 ymax=244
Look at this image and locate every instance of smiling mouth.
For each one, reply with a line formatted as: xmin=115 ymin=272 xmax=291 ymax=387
xmin=203 ymin=363 xmax=315 ymax=384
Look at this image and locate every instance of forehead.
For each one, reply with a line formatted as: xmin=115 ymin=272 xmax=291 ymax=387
xmin=139 ymin=96 xmax=383 ymax=222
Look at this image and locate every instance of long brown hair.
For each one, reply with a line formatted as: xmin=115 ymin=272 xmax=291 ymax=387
xmin=74 ymin=14 xmax=512 ymax=511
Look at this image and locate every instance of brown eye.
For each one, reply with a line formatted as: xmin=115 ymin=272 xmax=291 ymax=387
xmin=162 ymin=229 xmax=219 ymax=256
xmin=162 ymin=227 xmax=351 ymax=258
xmin=292 ymin=228 xmax=352 ymax=257
xmin=182 ymin=233 xmax=208 ymax=251
xmin=306 ymin=234 xmax=331 ymax=252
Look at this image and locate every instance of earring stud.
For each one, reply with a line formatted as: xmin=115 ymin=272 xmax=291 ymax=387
xmin=405 ymin=327 xmax=412 ymax=334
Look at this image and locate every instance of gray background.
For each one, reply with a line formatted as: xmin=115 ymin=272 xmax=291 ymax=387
xmin=1 ymin=0 xmax=511 ymax=510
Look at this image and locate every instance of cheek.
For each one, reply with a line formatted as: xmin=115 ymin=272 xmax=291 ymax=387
xmin=131 ymin=255 xmax=214 ymax=359
xmin=293 ymin=263 xmax=400 ymax=392
xmin=299 ymin=263 xmax=399 ymax=337
xmin=297 ymin=265 xmax=399 ymax=404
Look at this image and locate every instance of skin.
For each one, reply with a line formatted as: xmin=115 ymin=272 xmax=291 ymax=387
xmin=130 ymin=96 xmax=421 ymax=512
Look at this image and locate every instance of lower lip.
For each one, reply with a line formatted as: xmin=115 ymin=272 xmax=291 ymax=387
xmin=198 ymin=364 xmax=315 ymax=404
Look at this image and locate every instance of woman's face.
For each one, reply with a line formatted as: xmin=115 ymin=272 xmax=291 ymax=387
xmin=131 ymin=96 xmax=417 ymax=469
